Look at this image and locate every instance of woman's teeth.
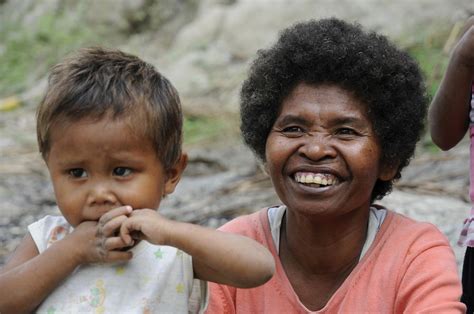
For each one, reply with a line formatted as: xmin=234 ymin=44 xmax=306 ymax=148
xmin=294 ymin=173 xmax=337 ymax=186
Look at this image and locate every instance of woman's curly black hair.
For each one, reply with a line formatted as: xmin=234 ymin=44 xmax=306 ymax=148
xmin=240 ymin=18 xmax=428 ymax=201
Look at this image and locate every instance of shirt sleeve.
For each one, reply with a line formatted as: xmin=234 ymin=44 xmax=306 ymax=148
xmin=28 ymin=215 xmax=70 ymax=253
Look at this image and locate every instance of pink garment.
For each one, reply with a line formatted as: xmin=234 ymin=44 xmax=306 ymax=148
xmin=207 ymin=208 xmax=465 ymax=313
xmin=458 ymin=84 xmax=474 ymax=247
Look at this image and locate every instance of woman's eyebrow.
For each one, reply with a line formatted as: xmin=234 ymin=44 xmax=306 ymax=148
xmin=330 ymin=116 xmax=366 ymax=127
xmin=275 ymin=114 xmax=310 ymax=126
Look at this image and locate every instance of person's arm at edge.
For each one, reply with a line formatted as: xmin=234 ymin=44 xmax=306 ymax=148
xmin=429 ymin=18 xmax=474 ymax=150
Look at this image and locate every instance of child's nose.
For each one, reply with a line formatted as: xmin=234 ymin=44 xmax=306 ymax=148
xmin=87 ymin=182 xmax=119 ymax=207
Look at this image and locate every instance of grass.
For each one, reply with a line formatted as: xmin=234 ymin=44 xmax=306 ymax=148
xmin=404 ymin=23 xmax=453 ymax=99
xmin=0 ymin=6 xmax=103 ymax=97
xmin=403 ymin=23 xmax=458 ymax=153
xmin=183 ymin=115 xmax=238 ymax=145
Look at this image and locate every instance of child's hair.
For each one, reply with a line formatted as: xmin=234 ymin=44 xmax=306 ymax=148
xmin=240 ymin=18 xmax=428 ymax=201
xmin=36 ymin=47 xmax=183 ymax=171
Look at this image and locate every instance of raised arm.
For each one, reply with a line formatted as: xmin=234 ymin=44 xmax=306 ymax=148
xmin=429 ymin=17 xmax=474 ymax=150
xmin=120 ymin=209 xmax=275 ymax=288
xmin=0 ymin=206 xmax=133 ymax=313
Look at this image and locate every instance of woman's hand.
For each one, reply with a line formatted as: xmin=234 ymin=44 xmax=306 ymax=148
xmin=68 ymin=206 xmax=134 ymax=264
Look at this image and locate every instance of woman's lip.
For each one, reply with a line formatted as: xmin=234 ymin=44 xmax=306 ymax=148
xmin=289 ymin=176 xmax=340 ymax=194
xmin=293 ymin=172 xmax=339 ymax=185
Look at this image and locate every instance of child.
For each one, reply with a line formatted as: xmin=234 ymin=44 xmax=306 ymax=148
xmin=429 ymin=16 xmax=474 ymax=312
xmin=0 ymin=47 xmax=274 ymax=313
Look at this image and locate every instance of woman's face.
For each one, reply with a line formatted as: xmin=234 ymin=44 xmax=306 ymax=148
xmin=265 ymin=83 xmax=394 ymax=219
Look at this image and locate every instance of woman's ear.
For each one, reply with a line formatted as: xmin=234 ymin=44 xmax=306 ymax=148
xmin=163 ymin=153 xmax=188 ymax=196
xmin=378 ymin=161 xmax=398 ymax=181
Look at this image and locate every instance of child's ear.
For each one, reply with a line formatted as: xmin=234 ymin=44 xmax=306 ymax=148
xmin=164 ymin=153 xmax=188 ymax=196
xmin=378 ymin=161 xmax=398 ymax=181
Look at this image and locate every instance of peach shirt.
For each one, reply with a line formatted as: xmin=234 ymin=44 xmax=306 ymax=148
xmin=207 ymin=207 xmax=465 ymax=313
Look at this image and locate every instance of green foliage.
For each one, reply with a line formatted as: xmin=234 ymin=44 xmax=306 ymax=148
xmin=407 ymin=44 xmax=449 ymax=98
xmin=404 ymin=24 xmax=452 ymax=98
xmin=0 ymin=6 xmax=102 ymax=97
xmin=403 ymin=23 xmax=455 ymax=153
xmin=183 ymin=115 xmax=237 ymax=145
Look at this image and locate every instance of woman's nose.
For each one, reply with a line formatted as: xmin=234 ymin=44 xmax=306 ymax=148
xmin=298 ymin=133 xmax=336 ymax=161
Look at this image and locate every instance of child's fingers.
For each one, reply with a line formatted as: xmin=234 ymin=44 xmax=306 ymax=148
xmin=119 ymin=219 xmax=142 ymax=245
xmin=103 ymin=250 xmax=133 ymax=263
xmin=100 ymin=214 xmax=129 ymax=237
xmin=103 ymin=236 xmax=133 ymax=251
xmin=99 ymin=206 xmax=132 ymax=226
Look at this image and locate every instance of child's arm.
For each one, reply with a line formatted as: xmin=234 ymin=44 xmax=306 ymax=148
xmin=120 ymin=209 xmax=275 ymax=288
xmin=429 ymin=17 xmax=474 ymax=150
xmin=0 ymin=206 xmax=133 ymax=313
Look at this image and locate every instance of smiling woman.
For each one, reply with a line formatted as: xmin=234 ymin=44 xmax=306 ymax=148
xmin=207 ymin=18 xmax=465 ymax=313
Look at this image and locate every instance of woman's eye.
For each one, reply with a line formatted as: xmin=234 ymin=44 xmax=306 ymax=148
xmin=69 ymin=168 xmax=87 ymax=178
xmin=279 ymin=126 xmax=305 ymax=137
xmin=281 ymin=126 xmax=304 ymax=133
xmin=337 ymin=128 xmax=358 ymax=136
xmin=113 ymin=167 xmax=132 ymax=177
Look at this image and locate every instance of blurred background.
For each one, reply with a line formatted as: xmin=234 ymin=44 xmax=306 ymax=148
xmin=0 ymin=0 xmax=473 ymax=268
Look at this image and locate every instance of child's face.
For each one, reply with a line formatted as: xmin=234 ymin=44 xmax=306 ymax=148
xmin=45 ymin=116 xmax=185 ymax=227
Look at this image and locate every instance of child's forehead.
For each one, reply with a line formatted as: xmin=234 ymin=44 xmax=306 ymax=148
xmin=51 ymin=113 xmax=151 ymax=141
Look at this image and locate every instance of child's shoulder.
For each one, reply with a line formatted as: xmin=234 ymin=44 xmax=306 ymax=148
xmin=28 ymin=215 xmax=72 ymax=252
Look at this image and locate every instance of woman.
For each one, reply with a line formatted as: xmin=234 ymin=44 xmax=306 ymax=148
xmin=207 ymin=18 xmax=465 ymax=312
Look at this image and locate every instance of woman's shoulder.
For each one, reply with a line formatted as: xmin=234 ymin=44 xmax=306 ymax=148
xmin=380 ymin=208 xmax=451 ymax=248
xmin=217 ymin=207 xmax=272 ymax=238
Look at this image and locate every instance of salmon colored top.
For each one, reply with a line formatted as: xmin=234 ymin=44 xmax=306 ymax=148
xmin=207 ymin=207 xmax=465 ymax=313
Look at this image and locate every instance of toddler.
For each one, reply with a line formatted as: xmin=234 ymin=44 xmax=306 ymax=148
xmin=0 ymin=47 xmax=274 ymax=313
xmin=429 ymin=16 xmax=474 ymax=312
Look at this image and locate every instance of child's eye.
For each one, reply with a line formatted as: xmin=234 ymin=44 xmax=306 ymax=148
xmin=69 ymin=168 xmax=87 ymax=178
xmin=113 ymin=167 xmax=132 ymax=177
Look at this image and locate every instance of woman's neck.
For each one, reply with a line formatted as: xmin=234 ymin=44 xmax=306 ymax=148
xmin=278 ymin=207 xmax=370 ymax=310
xmin=280 ymin=206 xmax=370 ymax=273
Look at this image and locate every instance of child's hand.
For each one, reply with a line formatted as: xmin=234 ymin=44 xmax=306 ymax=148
xmin=119 ymin=209 xmax=174 ymax=247
xmin=69 ymin=206 xmax=134 ymax=264
xmin=453 ymin=16 xmax=474 ymax=69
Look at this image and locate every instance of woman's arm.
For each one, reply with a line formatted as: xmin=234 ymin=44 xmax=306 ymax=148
xmin=429 ymin=17 xmax=474 ymax=150
xmin=120 ymin=209 xmax=275 ymax=288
